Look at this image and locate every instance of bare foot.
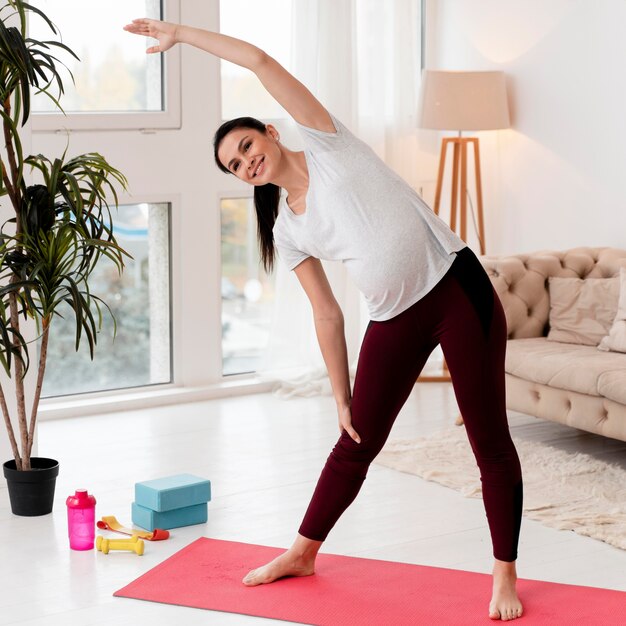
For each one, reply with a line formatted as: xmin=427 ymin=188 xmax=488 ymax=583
xmin=242 ymin=549 xmax=316 ymax=586
xmin=489 ymin=560 xmax=523 ymax=621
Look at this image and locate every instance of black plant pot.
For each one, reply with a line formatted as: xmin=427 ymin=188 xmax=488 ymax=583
xmin=3 ymin=457 xmax=59 ymax=516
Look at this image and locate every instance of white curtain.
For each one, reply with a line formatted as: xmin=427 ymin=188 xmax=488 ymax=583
xmin=257 ymin=0 xmax=443 ymax=397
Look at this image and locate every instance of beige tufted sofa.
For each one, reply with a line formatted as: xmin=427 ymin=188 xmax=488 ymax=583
xmin=479 ymin=247 xmax=626 ymax=442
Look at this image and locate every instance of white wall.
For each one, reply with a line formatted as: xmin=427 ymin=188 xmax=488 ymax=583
xmin=423 ymin=0 xmax=626 ymax=256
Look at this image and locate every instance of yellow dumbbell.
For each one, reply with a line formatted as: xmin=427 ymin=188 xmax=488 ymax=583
xmin=96 ymin=535 xmax=144 ymax=555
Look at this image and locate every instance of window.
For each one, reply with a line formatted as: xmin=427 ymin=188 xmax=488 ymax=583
xmin=218 ymin=2 xmax=291 ymax=376
xmin=30 ymin=0 xmax=181 ymax=130
xmin=42 ymin=203 xmax=172 ymax=397
xmin=221 ymin=198 xmax=276 ymax=375
xmin=219 ymin=0 xmax=292 ymax=120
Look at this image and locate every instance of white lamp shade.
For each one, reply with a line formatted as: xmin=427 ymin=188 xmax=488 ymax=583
xmin=418 ymin=70 xmax=510 ymax=131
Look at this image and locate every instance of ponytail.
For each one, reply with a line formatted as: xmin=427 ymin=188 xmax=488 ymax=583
xmin=253 ymin=183 xmax=281 ymax=273
xmin=213 ymin=117 xmax=281 ymax=274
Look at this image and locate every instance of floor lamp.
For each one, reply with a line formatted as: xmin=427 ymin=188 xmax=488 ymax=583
xmin=419 ymin=70 xmax=510 ymax=253
xmin=416 ymin=70 xmax=510 ymax=383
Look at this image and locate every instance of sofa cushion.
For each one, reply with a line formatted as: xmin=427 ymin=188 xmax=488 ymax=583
xmin=598 ymin=267 xmax=626 ymax=353
xmin=480 ymin=248 xmax=626 ymax=340
xmin=546 ymin=276 xmax=619 ymax=346
xmin=597 ymin=371 xmax=626 ymax=405
xmin=505 ymin=337 xmax=626 ymax=398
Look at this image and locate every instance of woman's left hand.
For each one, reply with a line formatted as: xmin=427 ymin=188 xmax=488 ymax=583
xmin=337 ymin=404 xmax=361 ymax=444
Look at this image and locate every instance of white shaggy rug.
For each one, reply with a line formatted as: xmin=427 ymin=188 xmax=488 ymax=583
xmin=374 ymin=427 xmax=626 ymax=551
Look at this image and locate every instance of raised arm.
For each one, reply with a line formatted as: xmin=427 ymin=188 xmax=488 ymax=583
xmin=294 ymin=258 xmax=361 ymax=444
xmin=123 ymin=19 xmax=335 ymax=132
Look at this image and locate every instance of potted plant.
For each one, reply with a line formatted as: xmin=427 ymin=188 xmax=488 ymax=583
xmin=0 ymin=0 xmax=129 ymax=515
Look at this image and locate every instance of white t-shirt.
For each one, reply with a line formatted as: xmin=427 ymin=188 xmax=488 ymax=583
xmin=272 ymin=114 xmax=467 ymax=322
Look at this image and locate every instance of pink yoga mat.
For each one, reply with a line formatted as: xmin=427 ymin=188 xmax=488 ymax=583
xmin=114 ymin=538 xmax=625 ymax=625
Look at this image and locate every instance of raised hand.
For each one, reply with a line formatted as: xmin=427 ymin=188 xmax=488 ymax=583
xmin=123 ymin=18 xmax=179 ymax=54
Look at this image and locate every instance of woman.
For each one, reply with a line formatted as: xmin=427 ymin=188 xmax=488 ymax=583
xmin=124 ymin=17 xmax=524 ymax=621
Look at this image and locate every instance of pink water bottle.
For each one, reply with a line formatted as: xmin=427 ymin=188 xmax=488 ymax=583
xmin=66 ymin=489 xmax=96 ymax=550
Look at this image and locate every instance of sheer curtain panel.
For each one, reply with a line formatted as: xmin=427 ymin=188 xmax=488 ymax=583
xmin=258 ymin=0 xmax=426 ymax=397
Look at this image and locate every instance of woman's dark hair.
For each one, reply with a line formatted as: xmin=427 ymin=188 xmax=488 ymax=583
xmin=213 ymin=117 xmax=280 ymax=274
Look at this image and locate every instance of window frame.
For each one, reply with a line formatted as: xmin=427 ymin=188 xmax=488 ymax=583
xmin=40 ymin=196 xmax=176 ymax=399
xmin=219 ymin=190 xmax=256 ymax=377
xmin=30 ymin=0 xmax=182 ymax=132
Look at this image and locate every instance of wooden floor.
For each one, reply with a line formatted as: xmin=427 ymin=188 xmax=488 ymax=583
xmin=1 ymin=383 xmax=625 ymax=625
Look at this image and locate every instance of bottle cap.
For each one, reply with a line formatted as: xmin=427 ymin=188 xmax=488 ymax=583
xmin=66 ymin=489 xmax=96 ymax=508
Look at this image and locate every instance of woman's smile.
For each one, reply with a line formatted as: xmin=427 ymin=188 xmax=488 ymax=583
xmin=252 ymin=156 xmax=265 ymax=178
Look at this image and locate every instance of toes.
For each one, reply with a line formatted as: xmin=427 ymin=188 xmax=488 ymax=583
xmin=243 ymin=566 xmax=276 ymax=586
xmin=489 ymin=607 xmax=519 ymax=621
xmin=242 ymin=569 xmax=258 ymax=585
xmin=501 ymin=608 xmax=516 ymax=621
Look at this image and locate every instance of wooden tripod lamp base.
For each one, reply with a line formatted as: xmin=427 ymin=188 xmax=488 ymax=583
xmin=417 ymin=136 xmax=486 ymax=383
xmin=434 ymin=136 xmax=486 ymax=255
xmin=417 ymin=357 xmax=451 ymax=383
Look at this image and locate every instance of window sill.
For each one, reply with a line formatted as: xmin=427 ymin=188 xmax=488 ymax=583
xmin=39 ymin=377 xmax=275 ymax=421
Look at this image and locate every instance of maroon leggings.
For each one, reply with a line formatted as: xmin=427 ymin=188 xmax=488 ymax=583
xmin=299 ymin=246 xmax=523 ymax=562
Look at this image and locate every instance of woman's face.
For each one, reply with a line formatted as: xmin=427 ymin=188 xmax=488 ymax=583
xmin=217 ymin=125 xmax=281 ymax=186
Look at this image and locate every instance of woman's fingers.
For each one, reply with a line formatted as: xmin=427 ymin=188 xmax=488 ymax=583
xmin=131 ymin=17 xmax=152 ymax=27
xmin=349 ymin=428 xmax=361 ymax=444
xmin=340 ymin=423 xmax=361 ymax=444
xmin=338 ymin=405 xmax=361 ymax=444
xmin=123 ymin=18 xmax=154 ymax=35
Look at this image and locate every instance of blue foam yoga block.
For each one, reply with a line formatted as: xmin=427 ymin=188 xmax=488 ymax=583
xmin=135 ymin=474 xmax=211 ymax=512
xmin=132 ymin=501 xmax=208 ymax=531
